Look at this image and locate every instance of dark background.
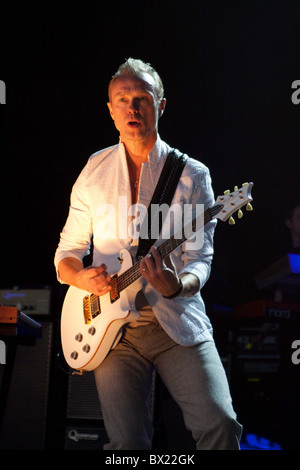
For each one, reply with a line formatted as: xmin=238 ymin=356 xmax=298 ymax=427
xmin=0 ymin=1 xmax=300 ymax=450
xmin=1 ymin=1 xmax=299 ymax=301
xmin=1 ymin=1 xmax=299 ymax=300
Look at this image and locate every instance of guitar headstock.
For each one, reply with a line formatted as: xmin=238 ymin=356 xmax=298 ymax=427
xmin=213 ymin=182 xmax=254 ymax=223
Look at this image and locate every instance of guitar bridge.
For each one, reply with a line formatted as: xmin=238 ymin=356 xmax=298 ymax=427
xmin=110 ymin=275 xmax=120 ymax=304
xmin=83 ymin=295 xmax=92 ymax=324
xmin=83 ymin=294 xmax=101 ymax=325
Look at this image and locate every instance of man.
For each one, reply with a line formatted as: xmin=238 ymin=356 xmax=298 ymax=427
xmin=54 ymin=58 xmax=242 ymax=450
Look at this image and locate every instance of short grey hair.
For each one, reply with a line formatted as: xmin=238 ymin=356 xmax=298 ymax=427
xmin=108 ymin=58 xmax=165 ymax=103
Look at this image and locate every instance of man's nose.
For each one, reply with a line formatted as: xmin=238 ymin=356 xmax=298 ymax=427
xmin=128 ymin=98 xmax=140 ymax=113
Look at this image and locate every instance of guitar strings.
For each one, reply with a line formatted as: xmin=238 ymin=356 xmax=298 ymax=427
xmin=94 ymin=206 xmax=221 ymax=297
xmin=115 ymin=207 xmax=216 ymax=294
xmin=89 ymin=204 xmax=223 ymax=303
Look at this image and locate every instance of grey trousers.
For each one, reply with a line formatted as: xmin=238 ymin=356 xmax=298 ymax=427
xmin=94 ymin=320 xmax=242 ymax=450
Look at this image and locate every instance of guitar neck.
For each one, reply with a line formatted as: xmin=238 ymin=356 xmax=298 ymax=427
xmin=157 ymin=205 xmax=221 ymax=258
xmin=116 ymin=204 xmax=223 ymax=294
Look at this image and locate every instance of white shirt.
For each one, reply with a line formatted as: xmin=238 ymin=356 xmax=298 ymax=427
xmin=54 ymin=136 xmax=217 ymax=346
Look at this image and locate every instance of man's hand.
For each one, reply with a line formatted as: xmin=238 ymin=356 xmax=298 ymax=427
xmin=73 ymin=265 xmax=112 ymax=296
xmin=58 ymin=257 xmax=111 ymax=296
xmin=139 ymin=246 xmax=200 ymax=298
xmin=139 ymin=246 xmax=181 ymax=298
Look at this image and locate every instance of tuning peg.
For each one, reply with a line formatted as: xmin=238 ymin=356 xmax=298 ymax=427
xmin=234 ymin=186 xmax=238 ymax=191
xmin=242 ymin=182 xmax=248 ymax=186
xmin=246 ymin=203 xmax=253 ymax=211
xmin=237 ymin=209 xmax=243 ymax=219
xmin=228 ymin=216 xmax=235 ymax=225
xmin=224 ymin=190 xmax=230 ymax=195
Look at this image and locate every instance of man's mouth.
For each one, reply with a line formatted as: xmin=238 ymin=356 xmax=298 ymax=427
xmin=128 ymin=120 xmax=141 ymax=127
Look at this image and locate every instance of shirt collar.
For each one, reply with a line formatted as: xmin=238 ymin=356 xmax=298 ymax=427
xmin=148 ymin=135 xmax=170 ymax=163
xmin=118 ymin=134 xmax=168 ymax=164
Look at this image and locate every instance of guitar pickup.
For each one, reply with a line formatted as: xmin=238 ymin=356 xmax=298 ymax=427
xmin=90 ymin=294 xmax=101 ymax=319
xmin=83 ymin=294 xmax=101 ymax=325
xmin=110 ymin=275 xmax=120 ymax=303
xmin=83 ymin=295 xmax=92 ymax=325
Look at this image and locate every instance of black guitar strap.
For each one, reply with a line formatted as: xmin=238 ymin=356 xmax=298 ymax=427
xmin=136 ymin=149 xmax=188 ymax=258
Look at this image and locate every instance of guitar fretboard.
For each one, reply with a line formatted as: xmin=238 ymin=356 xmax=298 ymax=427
xmin=115 ymin=204 xmax=223 ymax=294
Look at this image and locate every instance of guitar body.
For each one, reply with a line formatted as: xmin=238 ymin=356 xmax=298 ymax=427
xmin=60 ymin=183 xmax=254 ymax=372
xmin=61 ymin=249 xmax=141 ymax=371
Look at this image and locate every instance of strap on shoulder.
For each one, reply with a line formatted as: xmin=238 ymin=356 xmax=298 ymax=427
xmin=136 ymin=149 xmax=188 ymax=258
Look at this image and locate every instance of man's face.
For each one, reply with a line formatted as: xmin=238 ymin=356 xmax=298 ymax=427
xmin=107 ymin=73 xmax=166 ymax=145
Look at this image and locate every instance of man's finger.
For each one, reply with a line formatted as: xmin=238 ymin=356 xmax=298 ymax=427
xmin=86 ymin=264 xmax=108 ymax=278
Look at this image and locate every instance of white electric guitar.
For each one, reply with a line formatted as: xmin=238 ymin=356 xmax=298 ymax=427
xmin=61 ymin=183 xmax=253 ymax=372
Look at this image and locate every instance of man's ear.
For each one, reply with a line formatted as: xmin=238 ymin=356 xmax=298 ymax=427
xmin=107 ymin=102 xmax=114 ymax=120
xmin=159 ymin=98 xmax=167 ymax=117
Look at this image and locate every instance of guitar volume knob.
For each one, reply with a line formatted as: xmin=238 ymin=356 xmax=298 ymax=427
xmin=70 ymin=351 xmax=78 ymax=360
xmin=88 ymin=326 xmax=96 ymax=335
xmin=82 ymin=344 xmax=90 ymax=353
xmin=75 ymin=333 xmax=83 ymax=342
